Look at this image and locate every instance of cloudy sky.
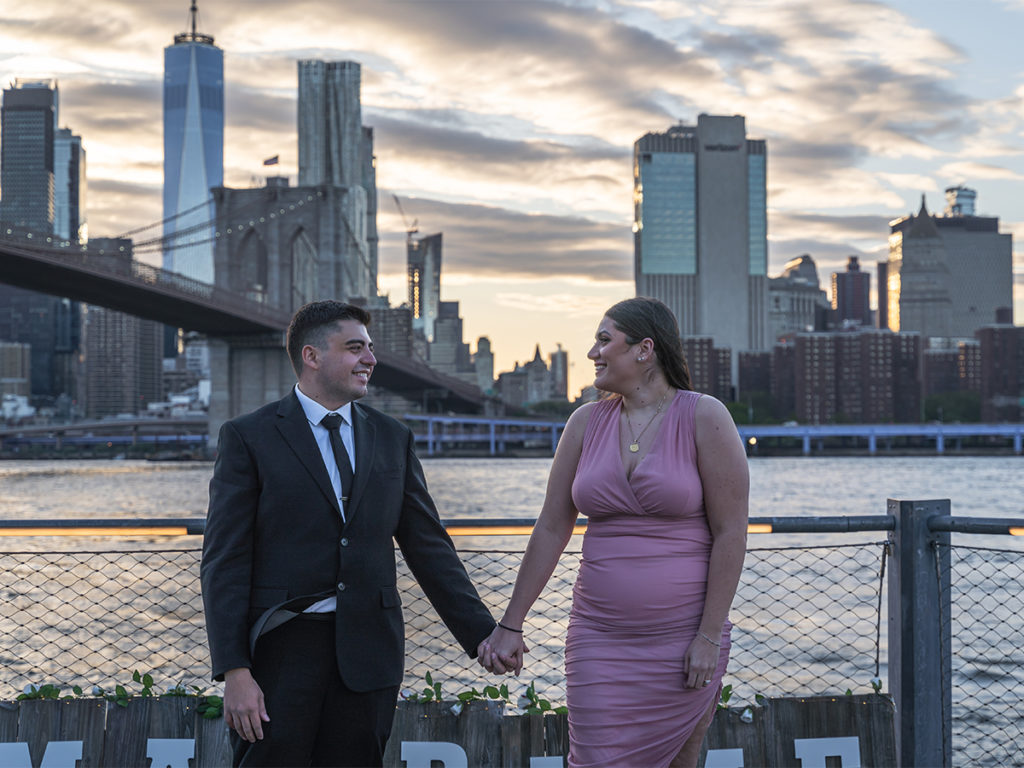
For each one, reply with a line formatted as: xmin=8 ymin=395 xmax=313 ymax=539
xmin=2 ymin=0 xmax=1022 ymax=397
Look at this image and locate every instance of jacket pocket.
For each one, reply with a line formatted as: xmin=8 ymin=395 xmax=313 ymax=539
xmin=380 ymin=586 xmax=401 ymax=608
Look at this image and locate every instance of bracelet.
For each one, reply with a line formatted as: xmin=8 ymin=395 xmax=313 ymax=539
xmin=699 ymin=631 xmax=721 ymax=648
xmin=497 ymin=622 xmax=523 ymax=633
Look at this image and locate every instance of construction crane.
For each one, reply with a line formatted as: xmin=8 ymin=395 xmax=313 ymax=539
xmin=391 ymin=194 xmax=419 ymax=247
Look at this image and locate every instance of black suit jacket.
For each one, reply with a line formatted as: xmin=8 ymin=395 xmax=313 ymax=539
xmin=200 ymin=391 xmax=495 ymax=691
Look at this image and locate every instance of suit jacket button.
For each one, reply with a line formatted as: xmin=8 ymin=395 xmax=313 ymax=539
xmin=340 ymin=538 xmax=349 ymax=547
xmin=337 ymin=582 xmax=346 ymax=591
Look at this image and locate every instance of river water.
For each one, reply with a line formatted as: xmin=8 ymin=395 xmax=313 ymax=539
xmin=1 ymin=454 xmax=1021 ymax=524
xmin=1 ymin=456 xmax=1022 ymax=764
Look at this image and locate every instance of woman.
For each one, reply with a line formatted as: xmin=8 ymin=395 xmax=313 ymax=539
xmin=481 ymin=297 xmax=748 ymax=768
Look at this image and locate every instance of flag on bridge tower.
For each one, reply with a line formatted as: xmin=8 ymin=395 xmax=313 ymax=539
xmin=263 ymin=155 xmax=279 ymax=166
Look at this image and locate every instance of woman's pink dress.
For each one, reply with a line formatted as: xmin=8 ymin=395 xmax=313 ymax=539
xmin=567 ymin=390 xmax=730 ymax=767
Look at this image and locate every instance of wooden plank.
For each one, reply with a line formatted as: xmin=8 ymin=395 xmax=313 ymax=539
xmin=101 ymin=697 xmax=151 ymax=768
xmin=702 ymin=705 xmax=767 ymax=768
xmin=194 ymin=702 xmax=232 ymax=768
xmin=0 ymin=701 xmax=18 ymax=741
xmin=148 ymin=697 xmax=196 ymax=739
xmin=763 ymin=694 xmax=896 ymax=768
xmin=17 ymin=699 xmax=105 ymax=767
xmin=454 ymin=701 xmax=503 ymax=766
xmin=542 ymin=712 xmax=569 ymax=763
xmin=384 ymin=702 xmax=459 ymax=766
xmin=499 ymin=710 xmax=523 ymax=768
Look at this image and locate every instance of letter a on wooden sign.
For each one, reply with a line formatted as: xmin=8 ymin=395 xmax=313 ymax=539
xmin=793 ymin=736 xmax=861 ymax=768
xmin=147 ymin=738 xmax=196 ymax=768
xmin=401 ymin=741 xmax=468 ymax=768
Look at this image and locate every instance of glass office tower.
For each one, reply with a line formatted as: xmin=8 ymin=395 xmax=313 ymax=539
xmin=634 ymin=114 xmax=769 ymax=386
xmin=163 ymin=1 xmax=223 ymax=285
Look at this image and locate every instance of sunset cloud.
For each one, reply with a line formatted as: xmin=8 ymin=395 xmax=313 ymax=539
xmin=1 ymin=0 xmax=1021 ymax=391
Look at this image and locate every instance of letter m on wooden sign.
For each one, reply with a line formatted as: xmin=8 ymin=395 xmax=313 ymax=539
xmin=0 ymin=741 xmax=82 ymax=768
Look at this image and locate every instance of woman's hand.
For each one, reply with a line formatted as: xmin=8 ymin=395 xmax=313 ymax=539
xmin=682 ymin=632 xmax=719 ymax=690
xmin=478 ymin=624 xmax=529 ymax=676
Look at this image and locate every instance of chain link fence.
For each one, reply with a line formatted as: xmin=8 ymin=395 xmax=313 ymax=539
xmin=0 ymin=541 xmax=887 ymax=707
xmin=1 ymin=535 xmax=1021 ymax=766
xmin=945 ymin=543 xmax=1024 ymax=767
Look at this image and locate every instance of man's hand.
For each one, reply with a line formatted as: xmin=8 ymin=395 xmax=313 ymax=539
xmin=224 ymin=667 xmax=269 ymax=742
xmin=478 ymin=625 xmax=528 ymax=677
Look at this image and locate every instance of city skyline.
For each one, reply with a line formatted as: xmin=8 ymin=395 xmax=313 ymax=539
xmin=1 ymin=0 xmax=1022 ymax=397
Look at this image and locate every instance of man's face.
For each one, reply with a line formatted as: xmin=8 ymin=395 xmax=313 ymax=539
xmin=306 ymin=320 xmax=376 ymax=406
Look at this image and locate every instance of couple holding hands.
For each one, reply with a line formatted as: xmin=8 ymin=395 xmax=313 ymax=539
xmin=201 ymin=296 xmax=747 ymax=768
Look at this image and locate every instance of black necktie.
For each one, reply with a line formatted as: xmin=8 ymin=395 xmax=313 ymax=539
xmin=320 ymin=413 xmax=354 ymax=513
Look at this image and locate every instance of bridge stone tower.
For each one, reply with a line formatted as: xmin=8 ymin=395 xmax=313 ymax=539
xmin=206 ymin=179 xmax=377 ymax=446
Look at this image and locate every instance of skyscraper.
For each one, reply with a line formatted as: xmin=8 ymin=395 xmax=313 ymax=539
xmin=54 ymin=127 xmax=86 ymax=242
xmin=163 ymin=0 xmax=223 ymax=284
xmin=0 ymin=80 xmax=82 ymax=402
xmin=0 ymin=79 xmax=58 ymax=232
xmin=832 ymin=256 xmax=871 ymax=327
xmin=408 ymin=233 xmax=443 ymax=343
xmin=886 ymin=191 xmax=1012 ymax=339
xmin=297 ymin=59 xmax=378 ymax=297
xmin=634 ymin=115 xmax=768 ymax=387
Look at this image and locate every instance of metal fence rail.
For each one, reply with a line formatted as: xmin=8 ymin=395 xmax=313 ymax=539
xmin=2 ymin=507 xmax=1023 ymax=768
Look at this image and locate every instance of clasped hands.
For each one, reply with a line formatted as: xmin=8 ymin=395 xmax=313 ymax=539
xmin=476 ymin=623 xmax=528 ymax=676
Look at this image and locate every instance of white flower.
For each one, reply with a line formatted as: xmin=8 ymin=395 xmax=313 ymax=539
xmin=92 ymin=686 xmax=104 ymax=697
xmin=23 ymin=684 xmax=37 ymax=695
xmin=449 ymin=702 xmax=463 ymax=716
xmin=740 ymin=707 xmax=754 ymax=724
xmin=517 ymin=694 xmax=532 ymax=709
xmin=399 ymin=689 xmax=413 ymax=700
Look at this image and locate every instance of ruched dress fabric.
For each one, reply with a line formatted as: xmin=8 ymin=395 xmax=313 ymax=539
xmin=566 ymin=390 xmax=730 ymax=768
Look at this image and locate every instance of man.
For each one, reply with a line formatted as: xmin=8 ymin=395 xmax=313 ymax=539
xmin=201 ymin=300 xmax=497 ymax=767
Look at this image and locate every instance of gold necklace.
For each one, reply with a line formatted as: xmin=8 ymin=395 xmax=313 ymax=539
xmin=622 ymin=388 xmax=670 ymax=453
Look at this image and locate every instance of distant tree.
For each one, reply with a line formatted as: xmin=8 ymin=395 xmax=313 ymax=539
xmin=527 ymin=400 xmax=578 ymax=419
xmin=726 ymin=392 xmax=777 ymax=424
xmin=924 ymin=392 xmax=981 ymax=422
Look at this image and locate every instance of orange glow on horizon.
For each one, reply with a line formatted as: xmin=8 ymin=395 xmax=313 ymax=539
xmin=0 ymin=527 xmax=191 ymax=537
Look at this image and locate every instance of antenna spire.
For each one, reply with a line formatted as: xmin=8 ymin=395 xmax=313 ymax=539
xmin=173 ymin=0 xmax=214 ymax=45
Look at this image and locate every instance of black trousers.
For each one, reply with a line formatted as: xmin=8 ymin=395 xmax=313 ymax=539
xmin=231 ymin=614 xmax=400 ymax=768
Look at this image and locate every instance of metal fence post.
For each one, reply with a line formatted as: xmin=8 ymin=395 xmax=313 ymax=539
xmin=887 ymin=498 xmax=952 ymax=767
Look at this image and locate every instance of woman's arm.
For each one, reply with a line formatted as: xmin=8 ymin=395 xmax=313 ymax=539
xmin=682 ymin=395 xmax=749 ymax=688
xmin=481 ymin=402 xmax=595 ymax=673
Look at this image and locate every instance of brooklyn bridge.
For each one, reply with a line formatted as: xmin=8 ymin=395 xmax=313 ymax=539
xmin=0 ymin=201 xmax=492 ymax=443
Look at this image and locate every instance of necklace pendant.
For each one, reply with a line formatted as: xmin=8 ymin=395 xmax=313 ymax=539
xmin=629 ymin=442 xmax=640 ymax=453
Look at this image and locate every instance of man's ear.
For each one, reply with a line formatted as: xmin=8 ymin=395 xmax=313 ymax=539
xmin=301 ymin=344 xmax=319 ymax=370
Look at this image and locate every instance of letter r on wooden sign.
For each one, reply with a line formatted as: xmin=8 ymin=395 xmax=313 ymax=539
xmin=401 ymin=741 xmax=468 ymax=768
xmin=793 ymin=736 xmax=861 ymax=768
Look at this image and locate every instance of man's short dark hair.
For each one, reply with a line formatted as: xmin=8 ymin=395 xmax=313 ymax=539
xmin=286 ymin=300 xmax=372 ymax=376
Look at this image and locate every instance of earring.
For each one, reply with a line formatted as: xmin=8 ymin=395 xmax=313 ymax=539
xmin=637 ymin=356 xmax=646 ymax=362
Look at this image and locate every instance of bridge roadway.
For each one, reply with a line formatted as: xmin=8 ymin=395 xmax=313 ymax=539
xmin=0 ymin=234 xmax=490 ymax=413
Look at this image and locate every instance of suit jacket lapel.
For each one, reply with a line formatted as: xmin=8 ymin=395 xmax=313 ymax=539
xmin=345 ymin=403 xmax=376 ymax=528
xmin=275 ymin=392 xmax=342 ymax=516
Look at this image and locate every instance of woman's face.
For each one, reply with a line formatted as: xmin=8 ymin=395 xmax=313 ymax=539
xmin=587 ymin=316 xmax=637 ymax=391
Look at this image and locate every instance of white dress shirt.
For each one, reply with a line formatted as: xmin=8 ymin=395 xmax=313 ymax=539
xmin=294 ymin=384 xmax=357 ymax=613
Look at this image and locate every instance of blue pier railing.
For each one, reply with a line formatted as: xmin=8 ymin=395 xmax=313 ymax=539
xmin=404 ymin=413 xmax=1024 ymax=456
